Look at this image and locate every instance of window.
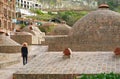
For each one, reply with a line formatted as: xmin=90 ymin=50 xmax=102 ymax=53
xmin=27 ymin=6 xmax=29 ymax=8
xmin=24 ymin=5 xmax=26 ymax=8
xmin=35 ymin=4 xmax=38 ymax=6
xmin=21 ymin=4 xmax=23 ymax=7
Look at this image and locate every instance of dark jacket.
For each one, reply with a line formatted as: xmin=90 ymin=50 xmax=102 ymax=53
xmin=21 ymin=47 xmax=28 ymax=57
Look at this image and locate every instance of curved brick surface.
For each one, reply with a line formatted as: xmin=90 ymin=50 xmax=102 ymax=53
xmin=48 ymin=7 xmax=120 ymax=51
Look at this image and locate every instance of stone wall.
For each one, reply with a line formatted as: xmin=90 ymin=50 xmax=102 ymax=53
xmin=32 ymin=36 xmax=39 ymax=44
xmin=13 ymin=74 xmax=78 ymax=79
xmin=0 ymin=45 xmax=21 ymax=53
xmin=47 ymin=36 xmax=118 ymax=51
xmin=21 ymin=26 xmax=45 ymax=44
xmin=11 ymin=35 xmax=32 ymax=45
xmin=0 ymin=34 xmax=21 ymax=53
xmin=42 ymin=35 xmax=67 ymax=45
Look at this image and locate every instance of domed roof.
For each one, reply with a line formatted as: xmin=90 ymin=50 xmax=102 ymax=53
xmin=21 ymin=25 xmax=43 ymax=35
xmin=72 ymin=4 xmax=120 ymax=41
xmin=14 ymin=32 xmax=32 ymax=35
xmin=98 ymin=4 xmax=109 ymax=8
xmin=52 ymin=24 xmax=72 ymax=35
xmin=47 ymin=4 xmax=120 ymax=51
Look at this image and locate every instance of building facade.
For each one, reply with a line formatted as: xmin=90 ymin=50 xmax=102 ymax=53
xmin=0 ymin=0 xmax=16 ymax=31
xmin=16 ymin=0 xmax=41 ymax=9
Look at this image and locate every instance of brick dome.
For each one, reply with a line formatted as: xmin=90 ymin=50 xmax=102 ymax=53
xmin=21 ymin=26 xmax=43 ymax=35
xmin=72 ymin=5 xmax=120 ymax=42
xmin=52 ymin=24 xmax=72 ymax=35
xmin=47 ymin=4 xmax=120 ymax=51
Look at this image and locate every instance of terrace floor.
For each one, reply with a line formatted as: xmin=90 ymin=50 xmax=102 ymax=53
xmin=13 ymin=51 xmax=120 ymax=79
xmin=0 ymin=45 xmax=48 ymax=79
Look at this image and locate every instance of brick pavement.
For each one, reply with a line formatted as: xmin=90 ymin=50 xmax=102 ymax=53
xmin=14 ymin=51 xmax=120 ymax=79
xmin=0 ymin=45 xmax=48 ymax=79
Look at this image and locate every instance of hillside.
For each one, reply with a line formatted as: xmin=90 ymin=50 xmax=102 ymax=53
xmin=38 ymin=0 xmax=120 ymax=11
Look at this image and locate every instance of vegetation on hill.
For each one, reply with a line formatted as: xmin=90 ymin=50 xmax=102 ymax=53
xmin=27 ymin=9 xmax=88 ymax=26
xmin=26 ymin=0 xmax=120 ymax=27
xmin=38 ymin=0 xmax=120 ymax=12
xmin=56 ymin=11 xmax=88 ymax=26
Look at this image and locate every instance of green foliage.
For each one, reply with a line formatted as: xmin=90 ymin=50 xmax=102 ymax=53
xmin=27 ymin=10 xmax=88 ymax=26
xmin=20 ymin=23 xmax=26 ymax=29
xmin=76 ymin=72 xmax=120 ymax=79
xmin=115 ymin=6 xmax=120 ymax=13
xmin=48 ymin=11 xmax=52 ymax=15
xmin=35 ymin=9 xmax=44 ymax=15
xmin=30 ymin=9 xmax=44 ymax=15
xmin=39 ymin=26 xmax=46 ymax=33
xmin=26 ymin=13 xmax=54 ymax=21
xmin=56 ymin=11 xmax=88 ymax=26
xmin=39 ymin=25 xmax=55 ymax=34
xmin=40 ymin=14 xmax=54 ymax=21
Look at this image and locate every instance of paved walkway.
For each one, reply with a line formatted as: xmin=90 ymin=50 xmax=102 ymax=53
xmin=0 ymin=45 xmax=48 ymax=79
xmin=1 ymin=46 xmax=120 ymax=79
xmin=15 ymin=51 xmax=120 ymax=75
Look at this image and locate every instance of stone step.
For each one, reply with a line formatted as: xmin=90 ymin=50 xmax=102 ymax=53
xmin=0 ymin=59 xmax=20 ymax=68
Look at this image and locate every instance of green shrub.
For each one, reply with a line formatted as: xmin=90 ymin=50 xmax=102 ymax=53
xmin=75 ymin=72 xmax=120 ymax=79
xmin=39 ymin=26 xmax=46 ymax=33
xmin=39 ymin=25 xmax=55 ymax=34
xmin=56 ymin=11 xmax=88 ymax=26
xmin=20 ymin=23 xmax=26 ymax=29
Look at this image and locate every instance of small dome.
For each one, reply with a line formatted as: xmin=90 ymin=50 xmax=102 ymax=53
xmin=52 ymin=24 xmax=72 ymax=35
xmin=0 ymin=30 xmax=5 ymax=33
xmin=14 ymin=32 xmax=32 ymax=35
xmin=98 ymin=4 xmax=109 ymax=8
xmin=21 ymin=26 xmax=42 ymax=35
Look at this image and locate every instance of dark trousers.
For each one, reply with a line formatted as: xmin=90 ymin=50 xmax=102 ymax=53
xmin=22 ymin=56 xmax=27 ymax=65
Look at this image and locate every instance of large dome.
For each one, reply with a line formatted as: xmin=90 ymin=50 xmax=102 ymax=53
xmin=72 ymin=4 xmax=120 ymax=42
xmin=47 ymin=4 xmax=120 ymax=51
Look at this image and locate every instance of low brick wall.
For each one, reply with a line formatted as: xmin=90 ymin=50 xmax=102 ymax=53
xmin=11 ymin=35 xmax=32 ymax=45
xmin=13 ymin=74 xmax=79 ymax=79
xmin=0 ymin=45 xmax=21 ymax=53
xmin=47 ymin=36 xmax=118 ymax=51
xmin=49 ymin=43 xmax=117 ymax=51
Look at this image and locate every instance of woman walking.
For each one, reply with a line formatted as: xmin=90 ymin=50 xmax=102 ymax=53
xmin=21 ymin=42 xmax=28 ymax=65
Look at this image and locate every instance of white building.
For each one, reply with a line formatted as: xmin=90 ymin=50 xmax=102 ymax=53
xmin=16 ymin=0 xmax=40 ymax=17
xmin=16 ymin=0 xmax=41 ymax=9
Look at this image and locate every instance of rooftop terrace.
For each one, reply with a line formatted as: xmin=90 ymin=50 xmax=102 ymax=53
xmin=13 ymin=51 xmax=120 ymax=79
